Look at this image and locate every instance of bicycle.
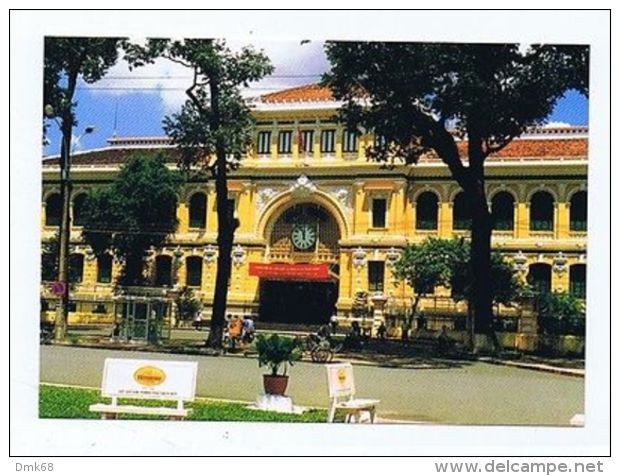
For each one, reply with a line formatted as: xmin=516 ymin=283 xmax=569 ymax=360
xmin=298 ymin=333 xmax=343 ymax=363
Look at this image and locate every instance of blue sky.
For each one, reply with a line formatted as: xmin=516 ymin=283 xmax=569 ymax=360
xmin=43 ymin=41 xmax=589 ymax=156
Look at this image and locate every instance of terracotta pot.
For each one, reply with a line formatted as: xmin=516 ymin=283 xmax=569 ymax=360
xmin=263 ymin=374 xmax=289 ymax=396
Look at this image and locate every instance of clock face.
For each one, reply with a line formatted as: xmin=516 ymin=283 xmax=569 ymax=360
xmin=291 ymin=224 xmax=317 ymax=251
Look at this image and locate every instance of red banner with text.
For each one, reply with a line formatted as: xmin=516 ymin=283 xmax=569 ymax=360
xmin=249 ymin=263 xmax=331 ymax=281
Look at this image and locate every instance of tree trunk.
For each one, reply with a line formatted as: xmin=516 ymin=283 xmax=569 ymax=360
xmin=469 ymin=182 xmax=500 ymax=352
xmin=54 ymin=130 xmax=71 ymax=342
xmin=465 ymin=301 xmax=475 ymax=352
xmin=205 ymin=78 xmax=238 ymax=349
xmin=206 ymin=161 xmax=237 ymax=348
xmin=53 ymin=66 xmax=79 ymax=342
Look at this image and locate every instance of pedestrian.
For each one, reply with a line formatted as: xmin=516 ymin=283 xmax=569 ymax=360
xmin=318 ymin=323 xmax=331 ymax=341
xmin=228 ymin=315 xmax=243 ymax=349
xmin=330 ymin=310 xmax=338 ymax=334
xmin=110 ymin=321 xmax=121 ymax=342
xmin=193 ymin=308 xmax=204 ymax=330
xmin=438 ymin=325 xmax=452 ymax=354
xmin=344 ymin=321 xmax=362 ymax=351
xmin=242 ymin=315 xmax=255 ymax=343
xmin=417 ymin=311 xmax=427 ymax=331
xmin=377 ymin=322 xmax=387 ymax=340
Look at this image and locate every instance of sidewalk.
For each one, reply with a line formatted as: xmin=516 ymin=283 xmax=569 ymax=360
xmin=478 ymin=357 xmax=585 ymax=377
xmin=59 ymin=324 xmax=585 ymax=376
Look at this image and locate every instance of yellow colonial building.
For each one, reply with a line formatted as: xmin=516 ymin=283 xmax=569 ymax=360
xmin=41 ymin=85 xmax=588 ymax=329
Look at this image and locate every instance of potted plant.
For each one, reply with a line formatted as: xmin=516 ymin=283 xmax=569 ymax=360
xmin=255 ymin=333 xmax=301 ymax=396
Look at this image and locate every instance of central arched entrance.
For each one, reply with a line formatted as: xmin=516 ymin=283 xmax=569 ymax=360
xmin=256 ymin=203 xmax=340 ymax=325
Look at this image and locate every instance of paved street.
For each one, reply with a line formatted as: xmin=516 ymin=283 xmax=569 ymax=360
xmin=40 ymin=345 xmax=584 ymax=425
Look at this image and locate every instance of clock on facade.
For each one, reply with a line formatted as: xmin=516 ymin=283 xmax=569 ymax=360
xmin=291 ymin=224 xmax=317 ymax=251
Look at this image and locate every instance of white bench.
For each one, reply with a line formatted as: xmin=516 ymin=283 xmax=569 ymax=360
xmin=325 ymin=363 xmax=380 ymax=423
xmin=89 ymin=358 xmax=198 ymax=421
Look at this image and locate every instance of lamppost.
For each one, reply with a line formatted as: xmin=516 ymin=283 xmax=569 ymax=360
xmin=44 ymin=104 xmax=94 ymax=341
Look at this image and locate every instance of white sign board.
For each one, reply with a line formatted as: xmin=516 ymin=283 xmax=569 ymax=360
xmin=101 ymin=358 xmax=198 ymax=401
xmin=326 ymin=363 xmax=356 ymax=399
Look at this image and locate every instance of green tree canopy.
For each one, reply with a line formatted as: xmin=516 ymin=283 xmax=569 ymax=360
xmin=324 ymin=42 xmax=588 ymax=168
xmin=450 ymin=249 xmax=523 ymax=307
xmin=41 ymin=233 xmax=61 ymax=282
xmin=44 ymin=37 xmax=124 ymax=131
xmin=393 ymin=238 xmax=522 ymax=310
xmin=125 ymin=39 xmax=273 ymax=171
xmin=393 ymin=238 xmax=468 ymax=297
xmin=537 ymin=292 xmax=585 ymax=336
xmin=80 ymin=153 xmax=183 ymax=286
xmin=324 ymin=42 xmax=588 ymax=338
xmin=124 ymin=38 xmax=273 ymax=347
xmin=44 ymin=37 xmax=131 ymax=341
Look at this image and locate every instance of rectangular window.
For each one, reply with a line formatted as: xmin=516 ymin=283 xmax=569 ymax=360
xmin=68 ymin=255 xmax=83 ymax=283
xmin=342 ymin=129 xmax=359 ymax=153
xmin=257 ymin=131 xmax=271 ymax=155
xmin=320 ymin=129 xmax=336 ymax=153
xmin=97 ymin=255 xmax=113 ymax=283
xmin=155 ymin=257 xmax=173 ymax=286
xmin=372 ymin=198 xmax=387 ymax=228
xmin=186 ymin=258 xmax=203 ymax=287
xmin=278 ymin=130 xmax=293 ymax=154
xmin=368 ymin=261 xmax=385 ymax=293
xmin=298 ymin=130 xmax=314 ymax=154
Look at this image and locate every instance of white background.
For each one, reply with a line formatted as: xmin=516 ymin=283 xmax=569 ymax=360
xmin=8 ymin=5 xmax=614 ymax=467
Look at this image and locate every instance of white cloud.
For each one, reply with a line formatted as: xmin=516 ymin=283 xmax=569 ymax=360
xmin=85 ymin=55 xmax=192 ymax=114
xmin=83 ymin=39 xmax=329 ymax=113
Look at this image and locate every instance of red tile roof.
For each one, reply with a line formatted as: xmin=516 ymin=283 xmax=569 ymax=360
xmin=465 ymin=138 xmax=587 ymax=159
xmin=43 ymin=148 xmax=181 ymax=167
xmin=42 ymin=136 xmax=586 ymax=168
xmin=416 ymin=138 xmax=587 ymax=163
xmin=260 ymin=84 xmax=334 ymax=103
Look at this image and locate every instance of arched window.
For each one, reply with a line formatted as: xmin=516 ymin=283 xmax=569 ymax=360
xmin=570 ymin=264 xmax=586 ymax=298
xmin=68 ymin=254 xmax=84 ymax=283
xmin=97 ymin=254 xmax=113 ymax=283
xmin=491 ymin=192 xmax=515 ymax=231
xmin=45 ymin=193 xmax=61 ymax=227
xmin=530 ymin=191 xmax=555 ymax=231
xmin=72 ymin=193 xmax=87 ymax=227
xmin=527 ymin=263 xmax=552 ymax=295
xmin=416 ymin=192 xmax=438 ymax=230
xmin=155 ymin=255 xmax=173 ymax=286
xmin=570 ymin=191 xmax=587 ymax=231
xmin=189 ymin=192 xmax=207 ymax=229
xmin=452 ymin=191 xmax=471 ymax=230
xmin=186 ymin=256 xmax=202 ymax=287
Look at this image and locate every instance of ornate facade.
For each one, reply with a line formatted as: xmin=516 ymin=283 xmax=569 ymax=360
xmin=41 ymin=84 xmax=588 ymax=327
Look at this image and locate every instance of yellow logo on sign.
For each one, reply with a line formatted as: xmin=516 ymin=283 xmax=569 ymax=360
xmin=337 ymin=368 xmax=347 ymax=384
xmin=133 ymin=366 xmax=166 ymax=387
